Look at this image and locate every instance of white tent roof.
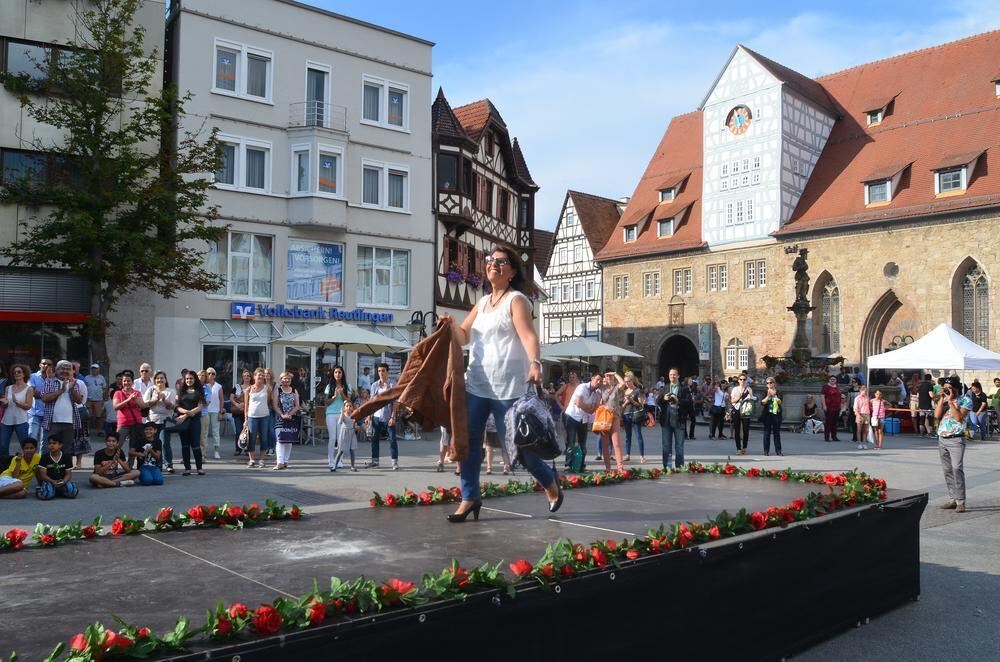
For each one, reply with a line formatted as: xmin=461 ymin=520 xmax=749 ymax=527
xmin=867 ymin=323 xmax=1000 ymax=371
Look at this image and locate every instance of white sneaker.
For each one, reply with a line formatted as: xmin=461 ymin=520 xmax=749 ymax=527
xmin=392 ymin=460 xmax=399 ymax=471
xmin=213 ymin=450 xmax=221 ymax=460
xmin=119 ymin=479 xmax=135 ymax=487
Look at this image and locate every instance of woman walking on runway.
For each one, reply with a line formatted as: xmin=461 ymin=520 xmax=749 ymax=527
xmin=443 ymin=246 xmax=563 ymax=522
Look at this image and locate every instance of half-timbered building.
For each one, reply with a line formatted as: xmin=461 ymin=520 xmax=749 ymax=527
xmin=431 ymin=89 xmax=538 ymax=322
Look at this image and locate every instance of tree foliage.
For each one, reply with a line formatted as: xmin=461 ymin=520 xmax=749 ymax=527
xmin=0 ymin=0 xmax=223 ymax=362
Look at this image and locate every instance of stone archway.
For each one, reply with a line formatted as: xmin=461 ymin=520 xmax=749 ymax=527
xmin=860 ymin=290 xmax=902 ymax=364
xmin=658 ymin=333 xmax=700 ymax=380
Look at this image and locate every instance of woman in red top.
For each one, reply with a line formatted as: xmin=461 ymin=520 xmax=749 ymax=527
xmin=113 ymin=374 xmax=145 ymax=466
xmin=821 ymin=376 xmax=843 ymax=442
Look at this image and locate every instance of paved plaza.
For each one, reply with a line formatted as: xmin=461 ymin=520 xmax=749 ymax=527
xmin=2 ymin=423 xmax=998 ymax=659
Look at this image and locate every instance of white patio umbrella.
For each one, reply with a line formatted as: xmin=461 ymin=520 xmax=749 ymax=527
xmin=542 ymin=338 xmax=643 ymax=369
xmin=271 ymin=321 xmax=412 ymax=357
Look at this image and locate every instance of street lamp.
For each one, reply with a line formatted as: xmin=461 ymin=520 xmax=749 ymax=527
xmin=406 ymin=310 xmax=439 ymax=339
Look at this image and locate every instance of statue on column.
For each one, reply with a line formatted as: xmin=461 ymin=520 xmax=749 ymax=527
xmin=792 ymin=248 xmax=810 ymax=303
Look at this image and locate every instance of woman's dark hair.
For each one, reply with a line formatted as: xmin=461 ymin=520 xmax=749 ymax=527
xmin=488 ymin=245 xmax=533 ymax=296
xmin=178 ymin=371 xmax=207 ymax=403
xmin=330 ymin=365 xmax=348 ymax=390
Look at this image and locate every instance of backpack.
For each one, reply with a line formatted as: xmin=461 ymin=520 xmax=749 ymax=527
xmin=504 ymin=385 xmax=561 ymax=461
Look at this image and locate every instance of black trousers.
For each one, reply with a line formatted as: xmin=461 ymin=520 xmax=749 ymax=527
xmin=709 ymin=407 xmax=725 ymax=438
xmin=565 ymin=416 xmax=589 ymax=455
xmin=733 ymin=417 xmax=751 ymax=450
xmin=762 ymin=416 xmax=782 ymax=453
xmin=824 ymin=409 xmax=840 ymax=440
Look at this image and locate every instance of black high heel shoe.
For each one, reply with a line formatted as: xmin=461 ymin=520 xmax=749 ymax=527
xmin=548 ymin=488 xmax=564 ymax=514
xmin=446 ymin=500 xmax=482 ymax=523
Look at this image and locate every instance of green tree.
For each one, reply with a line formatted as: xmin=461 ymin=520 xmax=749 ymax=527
xmin=0 ymin=0 xmax=223 ymax=369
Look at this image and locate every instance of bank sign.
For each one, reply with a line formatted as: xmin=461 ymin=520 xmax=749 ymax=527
xmin=231 ymin=302 xmax=394 ymax=324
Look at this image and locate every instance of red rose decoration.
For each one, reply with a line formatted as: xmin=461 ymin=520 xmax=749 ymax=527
xmin=449 ymin=487 xmax=461 ymax=499
xmin=369 ymin=498 xmax=377 ymax=507
xmin=252 ymin=605 xmax=282 ymax=636
xmin=879 ymin=491 xmax=887 ymax=500
xmin=187 ymin=505 xmax=206 ymax=522
xmin=226 ymin=505 xmax=244 ymax=519
xmin=626 ymin=549 xmax=640 ymax=560
xmin=156 ymin=507 xmax=173 ymax=523
xmin=605 ymin=539 xmax=618 ymax=551
xmin=790 ymin=498 xmax=806 ymax=511
xmin=6 ymin=528 xmax=29 ymax=549
xmin=228 ymin=603 xmax=249 ymax=619
xmin=81 ymin=526 xmax=96 ymax=539
xmin=307 ymin=600 xmax=326 ymax=626
xmin=38 ymin=533 xmax=56 ymax=546
xmin=574 ymin=550 xmax=587 ymax=563
xmin=247 ymin=503 xmax=261 ymax=517
xmin=418 ymin=491 xmax=432 ymax=505
xmin=380 ymin=578 xmax=417 ymax=606
xmin=676 ymin=527 xmax=694 ymax=547
xmin=290 ymin=505 xmax=302 ymax=519
xmin=747 ymin=467 xmax=761 ymax=478
xmin=780 ymin=472 xmax=789 ymax=481
xmin=508 ymin=559 xmax=533 ymax=577
xmin=559 ymin=564 xmax=574 ymax=577
xmin=723 ymin=464 xmax=737 ymax=475
xmin=216 ymin=615 xmax=233 ymax=636
xmin=783 ymin=509 xmax=796 ymax=523
xmin=69 ymin=633 xmax=88 ymax=651
xmin=136 ymin=627 xmax=151 ymax=639
xmin=384 ymin=493 xmax=398 ymax=507
xmin=750 ymin=511 xmax=767 ymax=530
xmin=590 ymin=546 xmax=609 ymax=567
xmin=110 ymin=519 xmax=125 ymax=536
xmin=450 ymin=566 xmax=471 ymax=588
xmin=539 ymin=563 xmax=555 ymax=578
xmin=708 ymin=525 xmax=721 ymax=540
xmin=823 ymin=473 xmax=838 ymax=486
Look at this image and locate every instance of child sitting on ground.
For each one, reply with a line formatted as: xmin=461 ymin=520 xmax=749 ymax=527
xmin=37 ymin=436 xmax=79 ymax=499
xmin=89 ymin=432 xmax=140 ymax=488
xmin=333 ymin=400 xmax=359 ymax=472
xmin=0 ymin=438 xmax=40 ymax=499
xmin=132 ymin=422 xmax=164 ymax=485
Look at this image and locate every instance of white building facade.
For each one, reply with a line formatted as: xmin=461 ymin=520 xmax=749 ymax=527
xmin=159 ymin=0 xmax=434 ymax=394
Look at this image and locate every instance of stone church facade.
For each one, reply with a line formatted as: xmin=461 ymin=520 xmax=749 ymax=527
xmin=597 ymin=33 xmax=999 ymax=380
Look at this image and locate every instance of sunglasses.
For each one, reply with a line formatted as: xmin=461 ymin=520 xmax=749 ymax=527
xmin=484 ymin=256 xmax=511 ymax=267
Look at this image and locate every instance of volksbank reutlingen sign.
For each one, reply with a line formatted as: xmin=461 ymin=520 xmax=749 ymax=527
xmin=231 ymin=302 xmax=394 ymax=324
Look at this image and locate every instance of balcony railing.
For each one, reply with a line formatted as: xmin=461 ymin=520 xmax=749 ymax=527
xmin=288 ymin=101 xmax=347 ymax=132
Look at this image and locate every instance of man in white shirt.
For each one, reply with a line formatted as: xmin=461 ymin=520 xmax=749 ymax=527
xmin=563 ymin=373 xmax=602 ymax=470
xmin=365 ymin=363 xmax=398 ymax=470
xmin=133 ymin=363 xmax=155 ymax=421
xmin=203 ymin=368 xmax=225 ymax=460
xmin=357 ymin=367 xmax=372 ymax=393
xmin=40 ymin=360 xmax=86 ymax=447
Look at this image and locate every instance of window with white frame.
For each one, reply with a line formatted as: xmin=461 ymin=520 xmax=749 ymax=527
xmin=558 ymin=247 xmax=567 ymax=264
xmin=643 ymin=271 xmax=661 ymax=297
xmin=866 ymin=180 xmax=890 ymax=204
xmin=721 ymin=179 xmax=729 ymax=191
xmin=936 ymin=167 xmax=965 ymax=194
xmin=752 ymin=156 xmax=760 ymax=170
xmin=735 ymin=200 xmax=744 ymax=224
xmin=745 ymin=261 xmax=757 ymax=289
xmin=290 ymin=144 xmax=344 ymax=196
xmin=548 ymin=319 xmax=560 ymax=341
xmin=574 ymin=282 xmax=583 ymax=301
xmin=731 ymin=160 xmax=739 ymax=173
xmin=213 ymin=39 xmax=272 ymax=102
xmin=719 ymin=264 xmax=728 ymax=290
xmin=659 ymin=187 xmax=675 ymax=202
xmin=730 ymin=176 xmax=738 ymax=189
xmin=215 ymin=135 xmax=271 ymax=193
xmin=623 ymin=224 xmax=637 ymax=242
xmin=742 ymin=158 xmax=749 ymax=172
xmin=751 ymin=172 xmax=761 ymax=185
xmin=550 ymin=286 xmax=559 ymax=303
xmin=673 ymin=268 xmax=691 ymax=295
xmin=206 ymin=231 xmax=273 ymax=299
xmin=586 ymin=280 xmax=596 ymax=299
xmin=725 ymin=338 xmax=749 ymax=371
xmin=867 ymin=109 xmax=883 ymax=126
xmin=317 ymin=147 xmax=342 ymax=195
xmin=585 ymin=316 xmax=599 ymax=338
xmin=574 ymin=244 xmax=583 ymax=262
xmin=657 ymin=218 xmax=674 ymax=238
xmin=741 ymin=174 xmax=749 ymax=187
xmin=721 ymin=163 xmax=729 ymax=177
xmin=565 ymin=210 xmax=577 ymax=226
xmin=361 ymin=75 xmax=409 ymax=130
xmin=613 ymin=274 xmax=629 ymax=299
xmin=361 ymin=160 xmax=409 ymax=211
xmin=292 ymin=146 xmax=310 ymax=194
xmin=746 ymin=198 xmax=754 ymax=222
xmin=726 ymin=202 xmax=733 ymax=226
xmin=562 ymin=283 xmax=571 ymax=301
xmin=357 ymin=246 xmax=409 ymax=307
xmin=708 ymin=265 xmax=717 ymax=292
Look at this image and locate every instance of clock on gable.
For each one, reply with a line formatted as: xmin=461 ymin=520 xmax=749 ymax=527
xmin=726 ymin=105 xmax=752 ymax=135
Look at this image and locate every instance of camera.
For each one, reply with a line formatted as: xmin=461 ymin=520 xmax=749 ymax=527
xmin=143 ymin=443 xmax=153 ymax=451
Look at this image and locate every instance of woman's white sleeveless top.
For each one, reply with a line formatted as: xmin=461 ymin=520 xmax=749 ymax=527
xmin=465 ymin=291 xmax=530 ymax=401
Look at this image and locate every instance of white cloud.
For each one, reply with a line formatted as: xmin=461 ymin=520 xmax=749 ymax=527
xmin=435 ymin=7 xmax=1000 ymax=231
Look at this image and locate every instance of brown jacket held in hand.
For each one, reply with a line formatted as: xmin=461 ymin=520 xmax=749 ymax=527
xmin=352 ymin=319 xmax=468 ymax=460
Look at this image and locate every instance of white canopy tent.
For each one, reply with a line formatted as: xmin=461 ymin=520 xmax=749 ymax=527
xmin=867 ymin=323 xmax=1000 ymax=372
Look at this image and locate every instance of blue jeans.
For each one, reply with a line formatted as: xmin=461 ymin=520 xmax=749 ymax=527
xmin=661 ymin=424 xmax=685 ymax=468
xmin=1 ymin=423 xmax=30 ymax=454
xmin=155 ymin=423 xmax=172 ymax=467
xmin=967 ymin=411 xmax=987 ymax=440
xmin=36 ymin=480 xmax=78 ymax=500
xmin=461 ymin=391 xmax=556 ymax=501
xmin=28 ymin=414 xmax=44 ymax=441
xmin=623 ymin=413 xmax=645 ymax=456
xmin=140 ymin=465 xmax=164 ymax=485
xmin=371 ymin=418 xmax=397 ymax=462
xmin=247 ymin=416 xmax=269 ymax=453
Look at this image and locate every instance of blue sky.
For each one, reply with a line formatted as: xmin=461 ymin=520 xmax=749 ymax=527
xmin=312 ymin=0 xmax=1000 ymax=231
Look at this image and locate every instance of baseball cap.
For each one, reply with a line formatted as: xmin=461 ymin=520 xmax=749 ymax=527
xmin=90 ymin=363 xmax=100 ymax=369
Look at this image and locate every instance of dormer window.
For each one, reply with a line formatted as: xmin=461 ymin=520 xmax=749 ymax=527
xmin=657 ymin=218 xmax=674 ymax=238
xmin=865 ymin=180 xmax=890 ymax=204
xmin=623 ymin=224 xmax=638 ymax=242
xmin=867 ymin=109 xmax=883 ymax=126
xmin=659 ymin=187 xmax=676 ymax=202
xmin=937 ymin=168 xmax=965 ymax=194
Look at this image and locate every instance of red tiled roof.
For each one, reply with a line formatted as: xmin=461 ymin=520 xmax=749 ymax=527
xmin=859 ymin=91 xmax=901 ymax=113
xmin=566 ymin=190 xmax=623 ymax=255
xmin=861 ymin=161 xmax=911 ymax=182
xmin=933 ymin=149 xmax=986 ymax=170
xmin=740 ymin=45 xmax=839 ymax=117
xmin=596 ymin=112 xmax=705 ymax=261
xmin=453 ymin=99 xmax=504 ymax=142
xmin=782 ymin=30 xmax=1000 ymax=233
xmin=431 ymin=88 xmax=474 ymax=146
xmin=531 ymin=229 xmax=555 ymax=277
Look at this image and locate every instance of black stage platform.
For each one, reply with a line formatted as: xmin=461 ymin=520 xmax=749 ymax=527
xmin=0 ymin=473 xmax=926 ymax=661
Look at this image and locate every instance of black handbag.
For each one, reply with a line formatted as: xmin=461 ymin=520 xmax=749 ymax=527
xmin=505 ymin=385 xmax=561 ymax=460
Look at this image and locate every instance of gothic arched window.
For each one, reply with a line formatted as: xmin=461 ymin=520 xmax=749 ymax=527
xmin=962 ymin=263 xmax=989 ymax=347
xmin=821 ymin=280 xmax=841 ymax=354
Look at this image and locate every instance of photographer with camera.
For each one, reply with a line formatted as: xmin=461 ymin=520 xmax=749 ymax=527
xmin=936 ymin=377 xmax=972 ymax=512
xmin=656 ymin=368 xmax=691 ymax=468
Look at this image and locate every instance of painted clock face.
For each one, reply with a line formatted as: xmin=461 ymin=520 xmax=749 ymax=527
xmin=726 ymin=105 xmax=752 ymax=135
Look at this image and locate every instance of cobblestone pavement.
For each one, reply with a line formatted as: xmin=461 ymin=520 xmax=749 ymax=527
xmin=3 ymin=423 xmax=998 ymax=660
